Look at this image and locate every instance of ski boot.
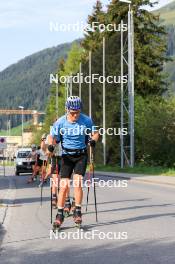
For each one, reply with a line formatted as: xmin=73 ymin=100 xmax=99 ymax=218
xmin=64 ymin=199 xmax=71 ymax=217
xmin=73 ymin=207 xmax=82 ymax=229
xmin=52 ymin=194 xmax=57 ymax=209
xmin=53 ymin=211 xmax=64 ymax=232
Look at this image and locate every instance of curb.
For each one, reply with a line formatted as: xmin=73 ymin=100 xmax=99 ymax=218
xmin=132 ymin=177 xmax=175 ymax=187
xmin=0 ymin=174 xmax=16 ymax=247
xmin=0 ymin=177 xmax=10 ymax=225
xmin=94 ymin=171 xmax=131 ymax=179
xmin=94 ymin=171 xmax=175 ymax=187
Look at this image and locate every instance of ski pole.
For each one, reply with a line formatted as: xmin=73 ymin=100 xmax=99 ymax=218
xmin=50 ymin=157 xmax=55 ymax=224
xmin=86 ymin=146 xmax=98 ymax=222
xmin=40 ymin=160 xmax=46 ymax=207
xmin=40 ymin=182 xmax=43 ymax=207
xmin=51 ymin=174 xmax=53 ymax=224
xmin=85 ymin=165 xmax=91 ymax=212
xmin=56 ymin=156 xmax=60 ymax=197
xmin=91 ymin=148 xmax=98 ymax=222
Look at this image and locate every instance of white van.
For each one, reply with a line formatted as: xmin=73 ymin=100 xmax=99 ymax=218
xmin=15 ymin=148 xmax=32 ymax=175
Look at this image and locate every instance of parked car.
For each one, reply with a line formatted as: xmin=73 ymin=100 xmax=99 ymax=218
xmin=15 ymin=148 xmax=32 ymax=175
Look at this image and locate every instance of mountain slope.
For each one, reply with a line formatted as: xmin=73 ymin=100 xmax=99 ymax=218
xmin=154 ymin=0 xmax=175 ymax=25
xmin=0 ymin=40 xmax=80 ymax=112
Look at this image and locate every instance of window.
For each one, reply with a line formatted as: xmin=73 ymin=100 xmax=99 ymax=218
xmin=17 ymin=152 xmax=30 ymax=158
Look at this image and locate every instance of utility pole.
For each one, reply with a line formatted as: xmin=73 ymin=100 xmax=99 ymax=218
xmin=103 ymin=37 xmax=106 ymax=165
xmin=120 ymin=0 xmax=135 ymax=167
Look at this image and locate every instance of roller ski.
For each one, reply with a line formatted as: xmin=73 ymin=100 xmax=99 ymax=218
xmin=52 ymin=212 xmax=64 ymax=232
xmin=73 ymin=207 xmax=82 ymax=229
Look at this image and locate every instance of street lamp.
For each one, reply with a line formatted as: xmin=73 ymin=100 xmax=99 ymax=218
xmin=18 ymin=106 xmax=24 ymax=148
xmin=119 ymin=0 xmax=131 ymax=3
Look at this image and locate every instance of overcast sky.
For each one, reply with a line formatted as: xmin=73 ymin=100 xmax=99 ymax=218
xmin=0 ymin=0 xmax=173 ymax=71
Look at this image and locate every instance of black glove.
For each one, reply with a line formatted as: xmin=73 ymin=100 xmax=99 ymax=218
xmin=89 ymin=138 xmax=96 ymax=147
xmin=48 ymin=145 xmax=55 ymax=153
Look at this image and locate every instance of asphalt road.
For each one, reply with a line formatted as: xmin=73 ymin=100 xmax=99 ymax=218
xmin=0 ymin=169 xmax=175 ymax=264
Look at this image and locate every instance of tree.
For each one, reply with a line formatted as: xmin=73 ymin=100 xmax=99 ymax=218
xmin=36 ymin=43 xmax=84 ymax=142
xmin=83 ymin=0 xmax=105 ymax=51
xmin=106 ymin=0 xmax=169 ymax=96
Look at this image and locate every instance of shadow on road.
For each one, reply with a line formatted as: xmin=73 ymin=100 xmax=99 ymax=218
xmin=84 ymin=203 xmax=174 ymax=216
xmin=0 ymin=237 xmax=175 ymax=264
xmin=84 ymin=212 xmax=175 ymax=230
xmin=0 ymin=224 xmax=6 ymax=250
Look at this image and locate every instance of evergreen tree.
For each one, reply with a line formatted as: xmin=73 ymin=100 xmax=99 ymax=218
xmin=106 ymin=0 xmax=169 ymax=96
xmin=83 ymin=0 xmax=105 ymax=51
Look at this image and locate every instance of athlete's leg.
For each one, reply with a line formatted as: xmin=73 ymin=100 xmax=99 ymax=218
xmin=57 ymin=178 xmax=70 ymax=208
xmin=73 ymin=174 xmax=83 ymax=205
xmin=53 ymin=155 xmax=73 ymax=228
xmin=72 ymin=154 xmax=88 ymax=225
xmin=41 ymin=161 xmax=47 ymax=181
xmin=52 ymin=173 xmax=59 ymax=195
xmin=44 ymin=164 xmax=51 ymax=181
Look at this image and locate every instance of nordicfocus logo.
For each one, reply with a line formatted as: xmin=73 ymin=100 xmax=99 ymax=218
xmin=50 ymin=73 xmax=128 ymax=85
xmin=50 ymin=178 xmax=128 ymax=189
xmin=50 ymin=229 xmax=128 ymax=240
xmin=49 ymin=21 xmax=128 ymax=33
xmin=52 ymin=126 xmax=128 ymax=137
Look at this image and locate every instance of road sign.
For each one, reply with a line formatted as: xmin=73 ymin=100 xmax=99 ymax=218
xmin=0 ymin=137 xmax=7 ymax=149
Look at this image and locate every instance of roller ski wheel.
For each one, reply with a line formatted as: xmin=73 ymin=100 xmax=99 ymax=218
xmin=52 ymin=222 xmax=61 ymax=232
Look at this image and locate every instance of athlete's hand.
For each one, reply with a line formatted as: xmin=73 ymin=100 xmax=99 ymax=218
xmin=48 ymin=144 xmax=55 ymax=153
xmin=89 ymin=138 xmax=96 ymax=147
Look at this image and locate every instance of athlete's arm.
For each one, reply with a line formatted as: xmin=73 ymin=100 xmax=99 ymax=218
xmin=91 ymin=131 xmax=99 ymax=142
xmin=47 ymin=121 xmax=61 ymax=153
xmin=47 ymin=134 xmax=56 ymax=145
xmin=87 ymin=117 xmax=99 ymax=146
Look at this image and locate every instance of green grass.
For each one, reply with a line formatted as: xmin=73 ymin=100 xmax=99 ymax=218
xmin=0 ymin=161 xmax=15 ymax=167
xmin=95 ymin=164 xmax=175 ymax=176
xmin=0 ymin=122 xmax=31 ymax=136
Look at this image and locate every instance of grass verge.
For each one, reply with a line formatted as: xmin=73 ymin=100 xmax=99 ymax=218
xmin=95 ymin=164 xmax=175 ymax=176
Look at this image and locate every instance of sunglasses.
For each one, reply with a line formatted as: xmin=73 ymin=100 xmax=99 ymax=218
xmin=69 ymin=111 xmax=80 ymax=116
